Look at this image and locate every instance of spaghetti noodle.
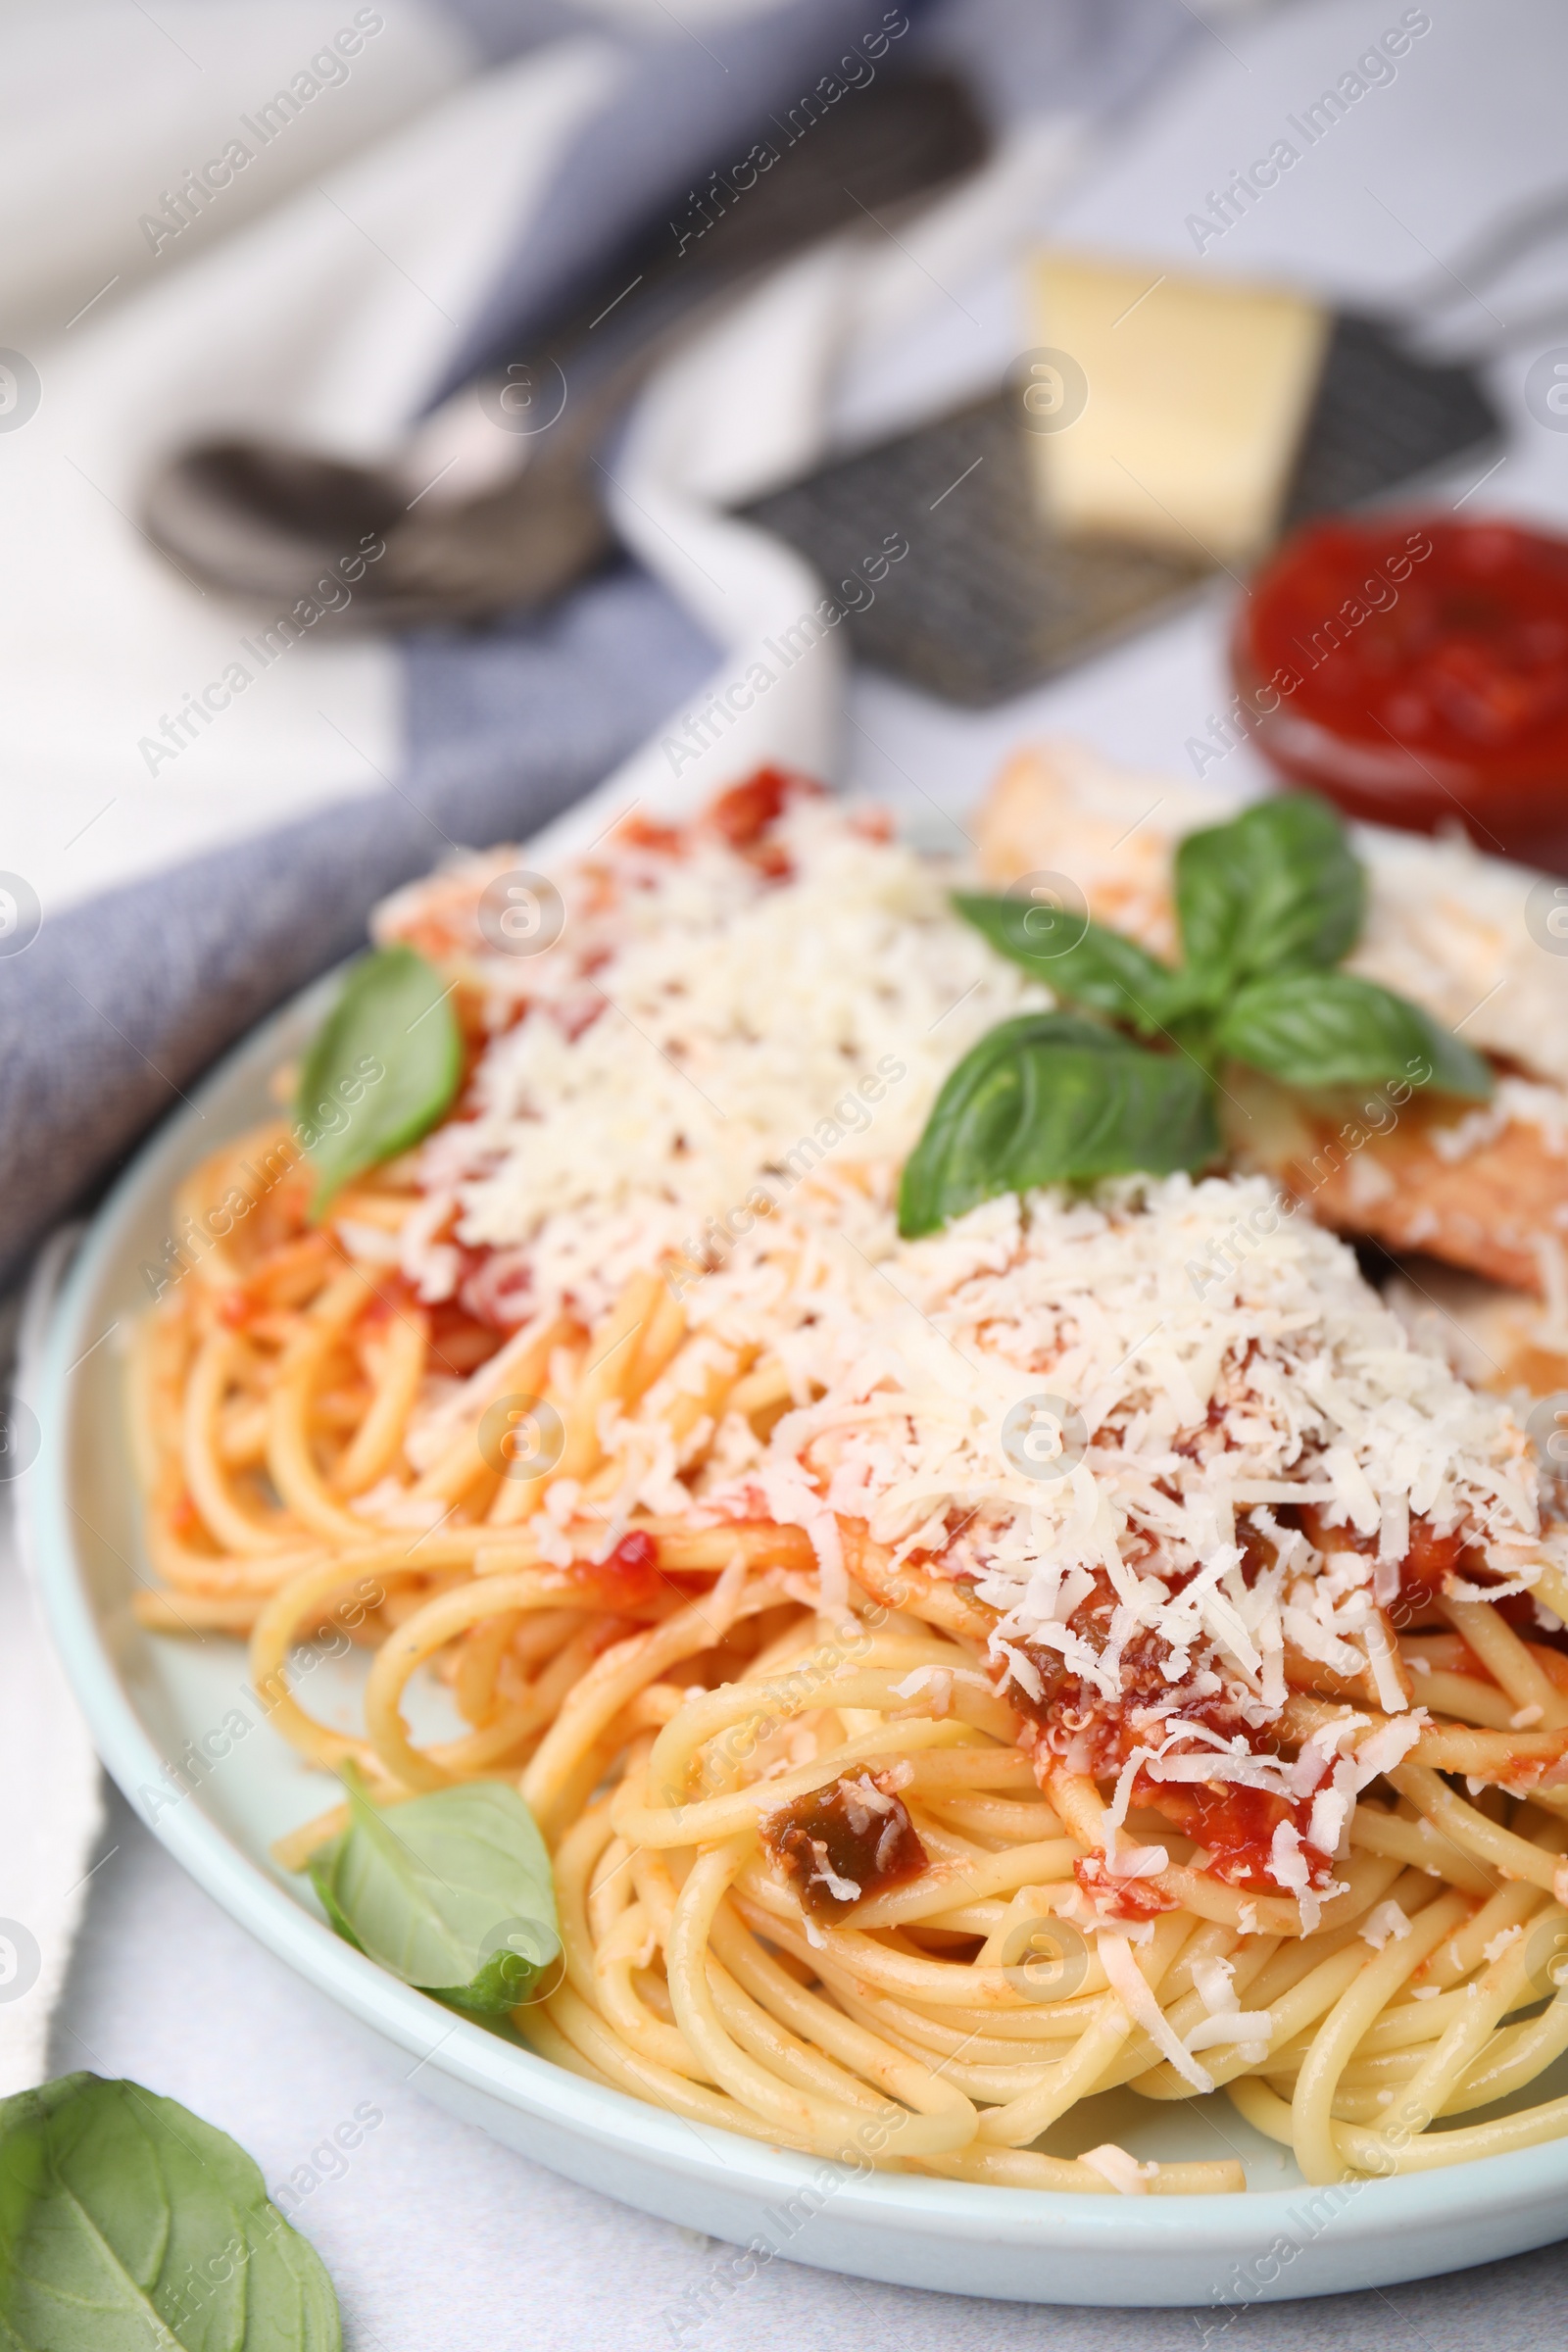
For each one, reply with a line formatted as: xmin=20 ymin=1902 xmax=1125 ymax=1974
xmin=128 ymin=774 xmax=1568 ymax=2194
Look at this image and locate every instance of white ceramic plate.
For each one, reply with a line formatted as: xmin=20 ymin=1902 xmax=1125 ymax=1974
xmin=23 ymin=780 xmax=1568 ymax=2309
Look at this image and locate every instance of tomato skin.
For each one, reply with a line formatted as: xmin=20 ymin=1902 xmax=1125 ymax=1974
xmin=762 ymin=1778 xmax=928 ymax=1922
xmin=1235 ymin=515 xmax=1568 ymax=871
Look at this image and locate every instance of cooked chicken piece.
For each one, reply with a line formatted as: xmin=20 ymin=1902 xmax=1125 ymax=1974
xmin=976 ymin=741 xmax=1568 ymax=1301
xmin=1381 ymin=1258 xmax=1568 ymax=1402
xmin=977 ymin=743 xmax=1191 ymax=962
xmin=1222 ymin=1063 xmax=1568 ymax=1298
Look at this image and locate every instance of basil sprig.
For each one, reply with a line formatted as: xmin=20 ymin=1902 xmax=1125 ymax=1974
xmin=295 ymin=944 xmax=463 ymax=1219
xmin=901 ymin=793 xmax=1493 ymax=1239
xmin=0 ymin=2074 xmax=340 ymax=2348
xmin=1213 ymin=969 xmax=1492 ymax=1095
xmin=307 ymin=1767 xmax=561 ymax=2016
xmin=1175 ymin=792 xmax=1364 ymax=990
xmin=954 ymin=896 xmax=1196 ymax=1038
xmin=900 ymin=1014 xmax=1219 ymax=1239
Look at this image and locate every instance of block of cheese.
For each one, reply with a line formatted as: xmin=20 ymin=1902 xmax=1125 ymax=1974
xmin=1025 ymin=253 xmax=1329 ymax=564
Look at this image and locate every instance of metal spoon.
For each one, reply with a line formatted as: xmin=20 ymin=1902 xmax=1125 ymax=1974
xmin=141 ymin=73 xmax=988 ymax=628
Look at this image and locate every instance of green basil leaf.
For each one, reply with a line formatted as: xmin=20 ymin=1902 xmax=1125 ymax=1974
xmin=0 ymin=2072 xmax=340 ymax=2349
xmin=953 ymin=894 xmax=1192 ymax=1035
xmin=1216 ymin=970 xmax=1494 ymax=1098
xmin=308 ymin=1767 xmax=561 ymax=2015
xmin=294 ymin=945 xmax=462 ymax=1218
xmin=898 ymin=1012 xmax=1220 ymax=1238
xmin=1175 ymin=794 xmax=1364 ymax=995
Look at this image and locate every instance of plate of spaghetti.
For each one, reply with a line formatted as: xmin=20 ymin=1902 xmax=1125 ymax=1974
xmin=26 ymin=752 xmax=1568 ymax=2308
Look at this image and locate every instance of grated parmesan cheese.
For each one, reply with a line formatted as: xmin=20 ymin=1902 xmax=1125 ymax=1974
xmin=668 ymin=1167 xmax=1552 ymax=1900
xmin=375 ymin=796 xmax=1043 ymax=1327
xmin=372 ymin=781 xmax=1563 ymax=1914
xmin=1079 ymin=2143 xmax=1160 ymax=2195
xmin=1184 ymin=2010 xmax=1274 ymax=2052
xmin=1098 ymin=1931 xmax=1213 ymax=2091
xmin=1359 ymin=1899 xmax=1412 ymax=1950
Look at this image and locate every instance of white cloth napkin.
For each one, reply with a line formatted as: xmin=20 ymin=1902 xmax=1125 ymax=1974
xmin=592 ymin=114 xmax=1090 ymax=810
xmin=0 ymin=1235 xmax=102 ymax=2100
xmin=2 ymin=7 xmax=620 ymax=908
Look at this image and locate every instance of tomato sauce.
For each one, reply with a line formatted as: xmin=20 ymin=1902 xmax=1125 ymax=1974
xmin=707 ymin=767 xmax=797 ymax=848
xmin=365 ymin=1268 xmax=504 ymax=1372
xmin=565 ymin=1530 xmax=665 ymax=1610
xmin=702 ymin=767 xmax=825 ymax=875
xmin=1134 ymin=1777 xmax=1327 ymax=1895
xmin=996 ymin=1512 xmax=1491 ymax=1901
xmin=1235 ymin=516 xmax=1568 ymax=870
xmin=615 ymin=814 xmax=684 ymax=857
xmin=1297 ymin=1505 xmax=1471 ymax=1632
xmin=1071 ymin=1856 xmax=1178 ymax=1919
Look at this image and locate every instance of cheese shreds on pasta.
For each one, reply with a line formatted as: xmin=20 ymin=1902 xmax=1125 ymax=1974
xmin=130 ymin=769 xmax=1568 ymax=2201
xmin=628 ymin=1166 xmax=1561 ymax=1902
xmin=373 ymin=791 xmax=1043 ymax=1328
